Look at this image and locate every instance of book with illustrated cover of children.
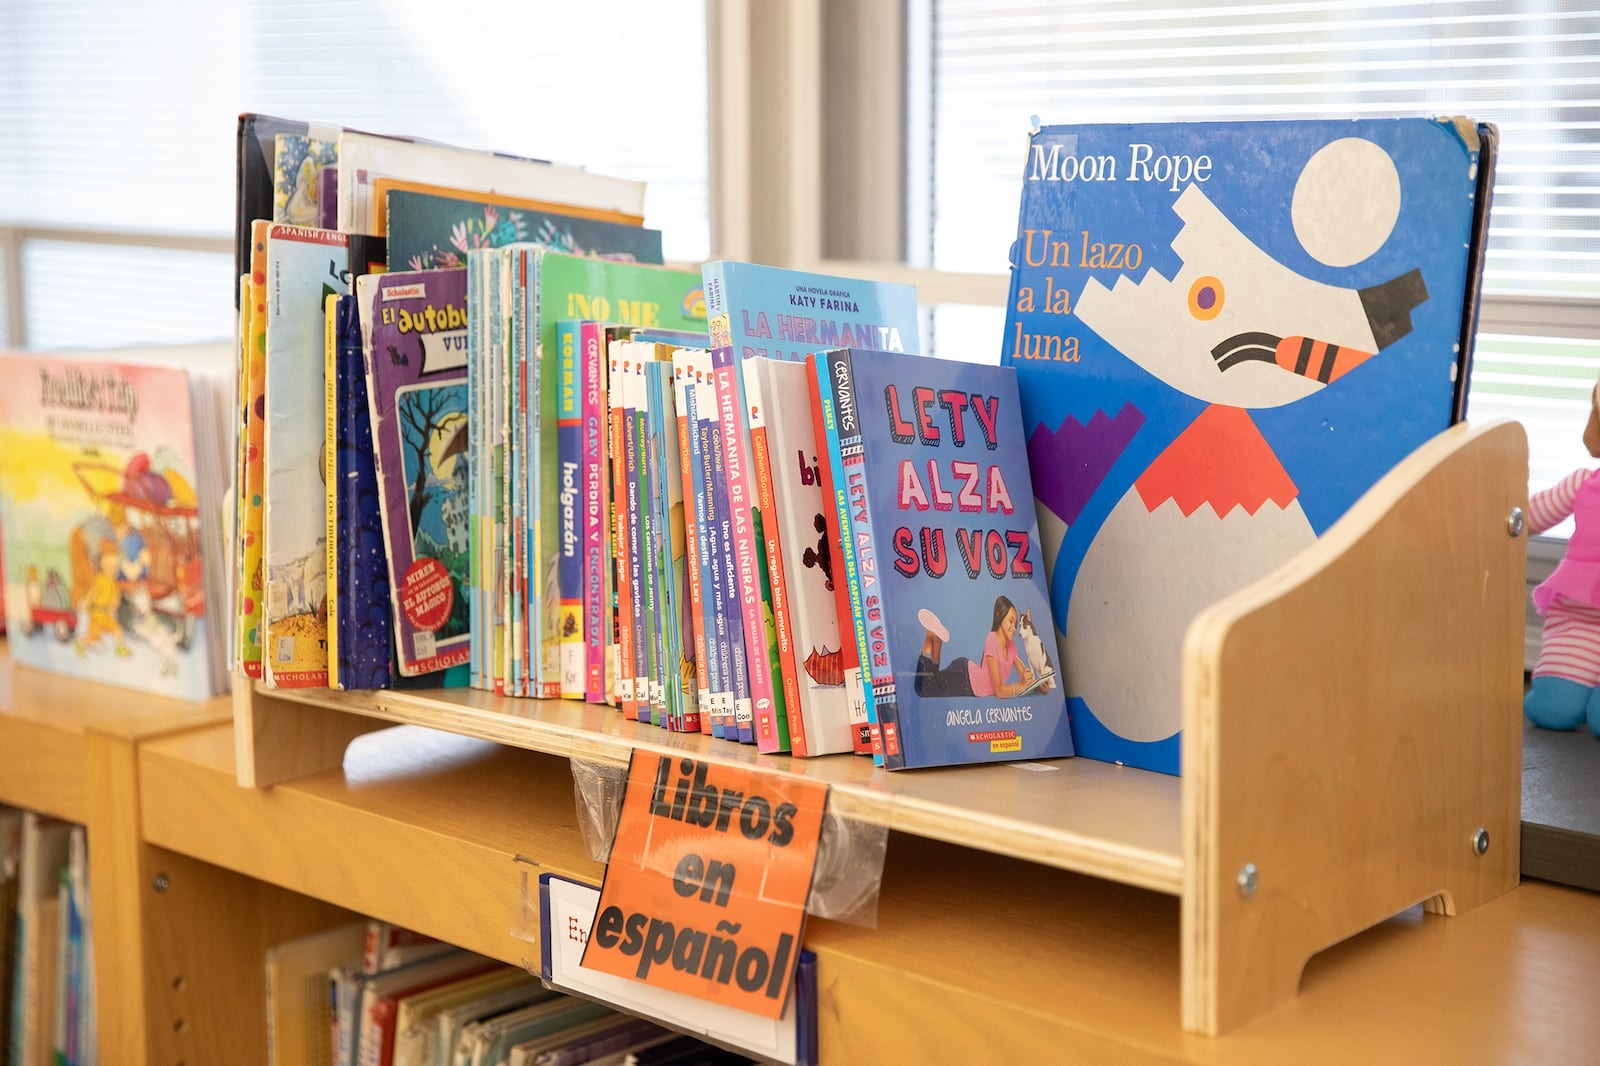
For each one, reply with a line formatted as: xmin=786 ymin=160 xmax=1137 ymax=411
xmin=0 ymin=347 xmax=232 ymax=700
xmin=812 ymin=347 xmax=1070 ymax=770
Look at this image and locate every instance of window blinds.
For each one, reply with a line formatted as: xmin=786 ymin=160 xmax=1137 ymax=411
xmin=918 ymin=0 xmax=1600 ymax=499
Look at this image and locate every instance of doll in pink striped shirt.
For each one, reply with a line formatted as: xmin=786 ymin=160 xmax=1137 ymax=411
xmin=1525 ymin=378 xmax=1600 ymax=737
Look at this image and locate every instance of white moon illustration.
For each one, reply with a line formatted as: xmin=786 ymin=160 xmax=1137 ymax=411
xmin=1291 ymin=138 xmax=1401 ymax=268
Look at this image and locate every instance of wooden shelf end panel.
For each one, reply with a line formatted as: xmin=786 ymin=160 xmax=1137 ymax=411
xmin=234 ymin=678 xmax=390 ymax=788
xmin=1180 ymin=420 xmax=1528 ymax=1035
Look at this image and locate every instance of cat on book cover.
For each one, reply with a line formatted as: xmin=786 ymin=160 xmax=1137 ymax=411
xmin=1014 ymin=122 xmax=1482 ymax=766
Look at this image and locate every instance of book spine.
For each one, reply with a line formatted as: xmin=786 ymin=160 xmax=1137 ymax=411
xmin=324 ymin=294 xmax=342 ymax=689
xmin=673 ymin=355 xmax=713 ymax=726
xmin=609 ymin=349 xmax=636 ymax=715
xmin=581 ymin=323 xmax=608 ymax=702
xmin=557 ymin=319 xmax=585 ymax=699
xmin=624 ymin=361 xmax=650 ymax=721
xmin=535 ymin=259 xmax=562 ymax=701
xmin=522 ymin=253 xmax=542 ymax=697
xmin=238 ymin=221 xmax=270 ymax=680
xmin=509 ymin=253 xmax=529 ymax=697
xmin=807 ymin=357 xmax=872 ymax=755
xmin=832 ymin=352 xmax=896 ymax=768
xmin=704 ymin=382 xmax=753 ymax=741
xmin=710 ymin=346 xmax=767 ymax=744
xmin=639 ymin=364 xmax=664 ymax=725
xmin=747 ymin=361 xmax=797 ymax=753
xmin=691 ymin=364 xmax=729 ymax=737
xmin=489 ymin=251 xmax=508 ymax=697
xmin=466 ymin=251 xmax=482 ymax=689
xmin=335 ymin=296 xmax=394 ymax=690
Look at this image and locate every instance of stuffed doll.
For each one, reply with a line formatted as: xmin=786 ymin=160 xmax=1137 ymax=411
xmin=1524 ymin=376 xmax=1600 ymax=737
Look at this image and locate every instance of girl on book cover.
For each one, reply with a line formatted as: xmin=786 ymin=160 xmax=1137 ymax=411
xmin=913 ymin=596 xmax=1039 ymax=700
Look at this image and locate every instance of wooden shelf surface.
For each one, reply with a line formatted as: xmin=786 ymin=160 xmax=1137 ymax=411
xmin=0 ymin=641 xmax=229 ymax=822
xmin=249 ymin=681 xmax=1184 ymax=895
xmin=144 ymin=719 xmax=1600 ymax=1064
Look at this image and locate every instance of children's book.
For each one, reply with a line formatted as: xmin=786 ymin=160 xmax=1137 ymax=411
xmin=365 ymin=268 xmax=473 ymax=677
xmin=1005 ymin=118 xmax=1496 ymax=774
xmin=535 ymin=255 xmax=706 ymax=698
xmin=372 ymin=178 xmax=645 ymax=238
xmin=275 ymin=133 xmax=339 ymax=226
xmin=386 ymin=188 xmax=663 ymax=273
xmin=812 ymin=348 xmax=1070 ymax=770
xmin=329 ymin=292 xmax=398 ymax=690
xmin=752 ymin=358 xmax=853 ymax=756
xmin=264 ymin=224 xmax=350 ymax=688
xmin=337 ymin=132 xmax=646 ymax=238
xmin=701 ymin=261 xmax=922 ymax=753
xmin=557 ymin=320 xmax=586 ymax=699
xmin=264 ymin=921 xmax=366 ymax=1066
xmin=237 ymin=221 xmax=271 ymax=679
xmin=0 ymin=347 xmax=232 ymax=700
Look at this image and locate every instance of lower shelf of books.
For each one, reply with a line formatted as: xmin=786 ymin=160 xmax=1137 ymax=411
xmin=135 ymin=719 xmax=1600 ymax=1065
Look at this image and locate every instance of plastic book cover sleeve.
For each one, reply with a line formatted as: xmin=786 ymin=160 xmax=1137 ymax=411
xmin=1006 ymin=118 xmax=1487 ymax=773
xmin=831 ymin=348 xmax=1070 ymax=768
xmin=366 ymin=267 xmax=473 ymax=675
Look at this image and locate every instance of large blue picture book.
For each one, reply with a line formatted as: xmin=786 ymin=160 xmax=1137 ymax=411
xmin=1005 ymin=118 xmax=1496 ymax=774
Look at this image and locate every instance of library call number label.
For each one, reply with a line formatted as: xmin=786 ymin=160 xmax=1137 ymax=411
xmin=581 ymin=753 xmax=827 ymax=1018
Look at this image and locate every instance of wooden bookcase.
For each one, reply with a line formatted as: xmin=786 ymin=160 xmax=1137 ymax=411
xmin=230 ymin=419 xmax=1530 ymax=1036
xmin=14 ymin=417 xmax=1600 ymax=1064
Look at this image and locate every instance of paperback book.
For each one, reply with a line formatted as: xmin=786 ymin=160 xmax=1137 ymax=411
xmin=813 ymin=348 xmax=1070 ymax=769
xmin=366 ymin=268 xmax=474 ymax=677
xmin=1005 ymin=118 xmax=1496 ymax=773
xmin=0 ymin=347 xmax=231 ymax=700
xmin=701 ymin=261 xmax=922 ymax=753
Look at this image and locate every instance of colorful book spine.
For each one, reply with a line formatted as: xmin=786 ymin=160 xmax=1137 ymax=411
xmin=331 ymin=292 xmax=395 ymax=690
xmin=672 ymin=353 xmax=713 ymax=723
xmin=263 ymin=223 xmax=349 ymax=688
xmin=237 ymin=220 xmax=270 ymax=679
xmin=708 ymin=344 xmax=777 ymax=746
xmin=625 ymin=357 xmax=652 ymax=721
xmin=643 ymin=363 xmax=668 ymax=724
xmin=745 ymin=361 xmax=796 ymax=753
xmin=817 ymin=349 xmax=890 ymax=764
xmin=581 ymin=322 xmax=609 ymax=702
xmin=705 ymin=382 xmax=754 ymax=743
xmin=608 ymin=345 xmax=636 ymax=716
xmin=808 ymin=355 xmax=873 ymax=755
xmin=324 ymin=294 xmax=342 ymax=687
xmin=557 ymin=319 xmax=585 ymax=699
xmin=509 ymin=249 xmax=531 ymax=697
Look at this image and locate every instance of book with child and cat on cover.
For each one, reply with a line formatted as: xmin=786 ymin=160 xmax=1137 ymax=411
xmin=813 ymin=347 xmax=1070 ymax=770
xmin=1005 ymin=118 xmax=1496 ymax=774
xmin=0 ymin=348 xmax=231 ymax=701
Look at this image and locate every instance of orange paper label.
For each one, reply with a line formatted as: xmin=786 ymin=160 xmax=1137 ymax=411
xmin=580 ymin=753 xmax=827 ymax=1018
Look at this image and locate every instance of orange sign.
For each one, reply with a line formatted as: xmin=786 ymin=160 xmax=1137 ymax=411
xmin=580 ymin=753 xmax=827 ymax=1018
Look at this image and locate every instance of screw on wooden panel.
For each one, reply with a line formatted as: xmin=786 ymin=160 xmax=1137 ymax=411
xmin=1473 ymin=827 xmax=1491 ymax=856
xmin=152 ymin=873 xmax=170 ymax=892
xmin=1236 ymin=863 xmax=1258 ymax=898
xmin=1507 ymin=507 xmax=1526 ymax=537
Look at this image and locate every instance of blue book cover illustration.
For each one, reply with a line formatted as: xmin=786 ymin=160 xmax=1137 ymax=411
xmin=1005 ymin=119 xmax=1493 ymax=774
xmin=817 ymin=348 xmax=1070 ymax=770
xmin=332 ymin=293 xmax=395 ymax=690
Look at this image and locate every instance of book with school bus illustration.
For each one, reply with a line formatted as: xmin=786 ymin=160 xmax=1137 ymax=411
xmin=0 ymin=349 xmax=231 ymax=701
xmin=366 ymin=267 xmax=474 ymax=677
xmin=1006 ymin=118 xmax=1497 ymax=774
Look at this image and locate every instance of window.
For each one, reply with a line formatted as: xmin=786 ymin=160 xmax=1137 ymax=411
xmin=901 ymin=0 xmax=1600 ymax=519
xmin=0 ymin=0 xmax=710 ymax=350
